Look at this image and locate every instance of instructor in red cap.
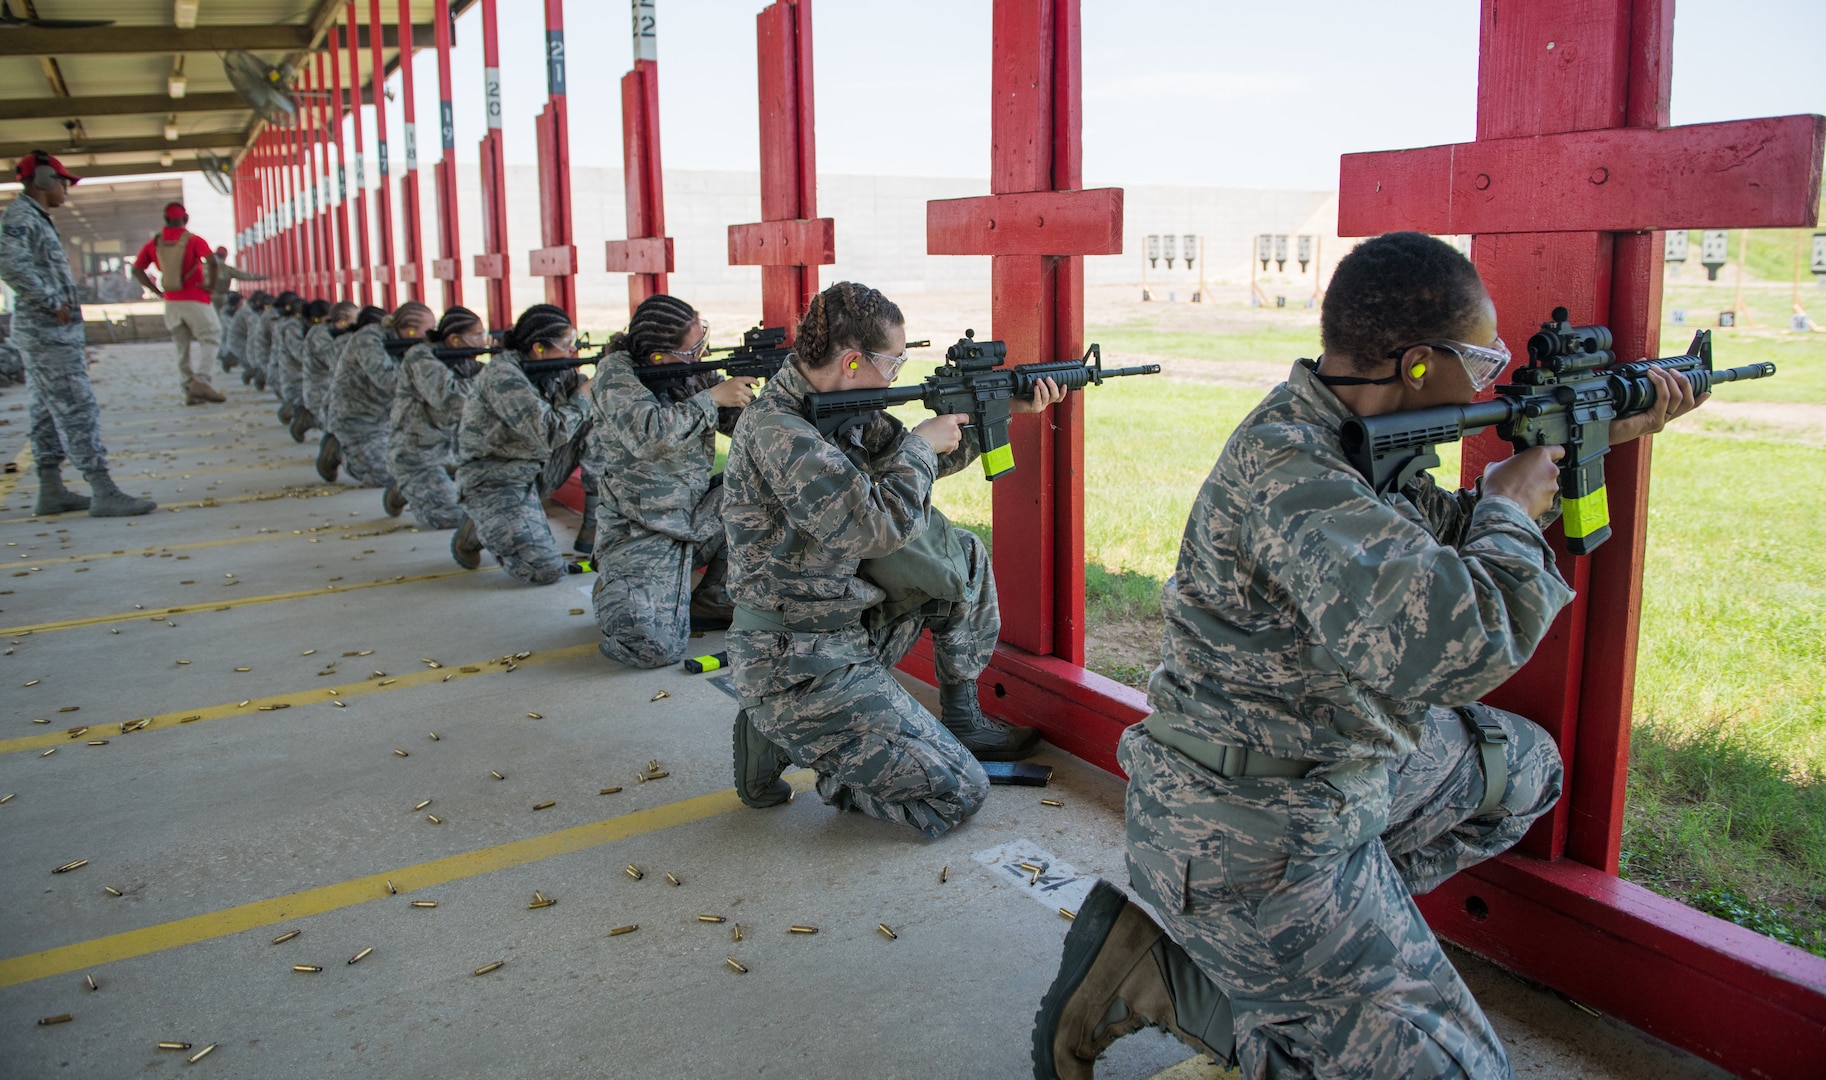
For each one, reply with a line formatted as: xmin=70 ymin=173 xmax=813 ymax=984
xmin=131 ymin=201 xmax=226 ymax=405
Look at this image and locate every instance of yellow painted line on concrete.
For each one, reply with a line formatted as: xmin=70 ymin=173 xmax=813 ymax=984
xmin=0 ymin=769 xmax=817 ymax=990
xmin=0 ymin=640 xmax=596 ymax=756
xmin=0 ymin=446 xmax=36 ymax=509
xmin=0 ymin=484 xmax=351 ymax=525
xmin=0 ymin=566 xmax=495 ymax=637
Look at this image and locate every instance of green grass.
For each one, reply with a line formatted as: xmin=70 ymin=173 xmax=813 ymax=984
xmin=916 ymin=317 xmax=1826 ymax=954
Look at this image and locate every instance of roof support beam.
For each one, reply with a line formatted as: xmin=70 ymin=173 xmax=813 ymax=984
xmin=0 ymin=23 xmax=435 ymax=57
xmin=0 ymin=161 xmax=204 ymax=182
xmin=0 ymin=92 xmax=248 ymax=122
xmin=0 ymin=131 xmax=251 ymax=159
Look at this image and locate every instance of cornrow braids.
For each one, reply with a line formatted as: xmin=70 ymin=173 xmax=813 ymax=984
xmin=610 ymin=294 xmax=699 ymax=365
xmin=504 ymin=303 xmax=574 ymax=356
xmin=1320 ymin=232 xmax=1488 ymax=373
xmin=384 ymin=300 xmax=435 ymax=335
xmin=303 ymin=299 xmax=331 ymax=321
xmin=793 ymin=281 xmax=904 ymax=370
xmin=432 ymin=305 xmax=482 ymax=343
xmin=275 ymin=291 xmax=303 ymax=316
xmin=329 ymin=301 xmax=360 ymax=324
xmin=353 ymin=305 xmax=386 ymax=329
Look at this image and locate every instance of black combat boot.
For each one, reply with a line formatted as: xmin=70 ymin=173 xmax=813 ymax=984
xmin=278 ymin=402 xmax=294 ymax=423
xmin=450 ymin=516 xmax=483 ymax=570
xmin=315 ymin=432 xmax=341 ymax=483
xmin=84 ymin=471 xmax=157 ymax=517
xmin=733 ymin=710 xmax=794 ymax=808
xmin=382 ymin=480 xmax=407 ymax=518
xmin=940 ymin=679 xmax=1042 ymax=761
xmin=1031 ymin=879 xmax=1236 ymax=1079
xmin=34 ymin=467 xmax=89 ymax=515
xmin=289 ymin=407 xmax=313 ymax=443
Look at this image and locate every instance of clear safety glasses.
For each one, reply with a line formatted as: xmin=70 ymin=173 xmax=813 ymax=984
xmin=1388 ymin=337 xmax=1511 ymax=391
xmin=865 ymin=348 xmax=908 ymax=383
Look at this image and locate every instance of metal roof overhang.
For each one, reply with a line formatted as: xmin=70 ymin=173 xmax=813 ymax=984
xmin=0 ymin=0 xmax=475 ymax=183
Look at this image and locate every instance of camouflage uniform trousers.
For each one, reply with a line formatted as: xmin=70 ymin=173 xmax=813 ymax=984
xmin=390 ymin=447 xmax=465 ymax=530
xmin=591 ymin=487 xmax=730 ymax=668
xmin=1120 ymin=704 xmax=1563 ymax=1080
xmin=337 ymin=425 xmax=393 ymax=488
xmin=735 ymin=529 xmax=998 ymax=839
xmin=459 ymin=469 xmax=565 ymax=585
xmin=0 ymin=341 xmax=23 ymax=384
xmin=277 ymin=345 xmax=306 ymax=409
xmin=19 ymin=333 xmax=108 ymax=475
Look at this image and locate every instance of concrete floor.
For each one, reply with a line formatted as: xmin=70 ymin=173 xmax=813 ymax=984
xmin=0 ymin=343 xmax=1734 ymax=1080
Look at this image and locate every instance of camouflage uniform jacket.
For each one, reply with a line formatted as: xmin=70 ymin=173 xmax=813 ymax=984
xmin=248 ymin=307 xmax=280 ymax=372
xmin=585 ymin=349 xmax=731 ymax=545
xmin=722 ymin=362 xmax=977 ymax=694
xmin=457 ymin=350 xmax=590 ymax=483
xmin=274 ymin=316 xmax=305 ymax=370
xmin=390 ymin=343 xmax=473 ymax=461
xmin=302 ymin=322 xmax=338 ymax=404
xmin=0 ymin=196 xmax=83 ymax=346
xmin=1146 ymin=359 xmax=1575 ymax=765
xmin=329 ymin=323 xmax=397 ymax=433
xmin=223 ymin=304 xmax=253 ymax=358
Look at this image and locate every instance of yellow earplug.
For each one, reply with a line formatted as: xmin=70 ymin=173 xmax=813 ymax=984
xmin=1410 ymin=363 xmax=1427 ymax=379
xmin=849 ymin=360 xmax=860 ymax=370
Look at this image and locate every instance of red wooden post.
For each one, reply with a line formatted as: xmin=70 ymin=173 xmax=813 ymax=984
xmin=606 ymin=0 xmax=673 ymax=316
xmin=309 ymin=63 xmax=334 ymax=300
xmin=527 ymin=0 xmax=577 ymax=314
xmin=396 ymin=0 xmax=426 ymax=302
xmin=343 ymin=10 xmax=374 ymax=307
xmin=728 ymin=0 xmax=832 ymax=341
xmin=474 ymin=0 xmax=511 ymax=330
xmin=1337 ymin=1 xmax=1826 ymax=1072
xmin=289 ymin=93 xmax=313 ymax=293
xmin=368 ymin=0 xmax=398 ymax=309
xmin=324 ymin=48 xmax=355 ymax=305
xmin=299 ymin=66 xmax=320 ymax=296
xmin=430 ymin=0 xmax=463 ymax=309
xmin=280 ymin=128 xmax=297 ymax=292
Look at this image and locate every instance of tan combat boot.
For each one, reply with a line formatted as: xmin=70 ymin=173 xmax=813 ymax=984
xmin=185 ymin=378 xmax=225 ymax=404
xmin=1032 ymin=879 xmax=1235 ymax=1079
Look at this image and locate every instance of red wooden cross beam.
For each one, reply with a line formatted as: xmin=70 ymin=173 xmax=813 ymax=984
xmin=367 ymin=0 xmax=398 ymax=309
xmin=727 ymin=0 xmax=832 ymax=340
xmin=395 ymin=0 xmax=427 ymax=302
xmin=473 ymin=0 xmax=512 ymax=330
xmin=605 ymin=1 xmax=674 ymax=319
xmin=430 ymin=0 xmax=463 ymax=308
xmin=342 ymin=9 xmax=375 ymax=306
xmin=1339 ymin=1 xmax=1825 ymax=1074
xmin=528 ymin=0 xmax=578 ymax=315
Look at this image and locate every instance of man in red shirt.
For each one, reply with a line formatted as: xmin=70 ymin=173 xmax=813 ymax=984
xmin=131 ymin=202 xmax=225 ymax=404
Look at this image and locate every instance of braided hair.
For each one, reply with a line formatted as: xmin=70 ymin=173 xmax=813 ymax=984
xmin=503 ymin=303 xmax=574 ymax=356
xmin=432 ymin=305 xmax=482 ymax=345
xmin=1320 ymin=232 xmax=1488 ymax=374
xmin=793 ymin=282 xmax=903 ymax=369
xmin=303 ymin=299 xmax=331 ymax=322
xmin=383 ymin=300 xmax=435 ymax=337
xmin=353 ymin=305 xmax=386 ymax=329
xmin=223 ymin=292 xmax=244 ymax=313
xmin=275 ymin=291 xmax=303 ymax=317
xmin=329 ymin=301 xmax=359 ymax=326
xmin=610 ymin=294 xmax=698 ymax=365
xmin=248 ymin=290 xmax=273 ymax=310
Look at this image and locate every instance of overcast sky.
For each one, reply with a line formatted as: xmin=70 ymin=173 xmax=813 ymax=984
xmin=390 ymin=0 xmax=1826 ymax=191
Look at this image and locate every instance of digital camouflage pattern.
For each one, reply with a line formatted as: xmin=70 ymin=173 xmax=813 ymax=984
xmin=247 ymin=306 xmax=279 ymax=380
xmin=327 ymin=323 xmax=397 ymax=487
xmin=301 ymin=322 xmax=339 ymax=421
xmin=0 ymin=195 xmax=108 ymax=475
xmin=388 ymin=342 xmax=475 ymax=529
xmin=272 ymin=315 xmax=306 ymax=409
xmin=585 ymin=350 xmax=734 ymax=667
xmin=455 ymin=351 xmax=589 ymax=585
xmin=1123 ymin=360 xmax=1575 ymax=1078
xmin=722 ymin=362 xmax=993 ymax=838
xmin=0 ymin=340 xmax=22 ymax=384
xmin=220 ymin=303 xmax=251 ymax=367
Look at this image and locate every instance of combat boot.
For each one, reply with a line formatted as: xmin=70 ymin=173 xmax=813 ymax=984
xmin=382 ymin=481 xmax=407 ymax=518
xmin=573 ymin=493 xmax=599 ymax=554
xmin=450 ymin=516 xmax=483 ymax=570
xmin=733 ymin=710 xmax=794 ymax=808
xmin=220 ymin=352 xmax=238 ymax=372
xmin=84 ymin=471 xmax=157 ymax=517
xmin=940 ymin=679 xmax=1041 ymax=761
xmin=278 ymin=402 xmax=294 ymax=423
xmin=186 ymin=379 xmax=225 ymax=405
xmin=253 ymin=368 xmax=267 ymax=391
xmin=315 ymin=432 xmax=341 ymax=483
xmin=241 ymin=365 xmax=254 ymax=385
xmin=34 ymin=467 xmax=90 ymax=515
xmin=1032 ymin=879 xmax=1236 ymax=1080
xmin=289 ymin=407 xmax=312 ymax=443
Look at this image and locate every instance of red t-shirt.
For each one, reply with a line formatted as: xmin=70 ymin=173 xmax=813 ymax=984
xmin=133 ymin=227 xmax=214 ymax=303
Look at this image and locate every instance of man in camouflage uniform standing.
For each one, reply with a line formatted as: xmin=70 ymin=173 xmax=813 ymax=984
xmin=1031 ymin=233 xmax=1707 ymax=1079
xmin=0 ymin=152 xmax=154 ymax=518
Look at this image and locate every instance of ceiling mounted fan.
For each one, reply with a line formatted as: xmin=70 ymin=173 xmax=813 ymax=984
xmin=197 ymin=150 xmax=234 ymax=197
xmin=222 ymin=50 xmax=300 ymax=127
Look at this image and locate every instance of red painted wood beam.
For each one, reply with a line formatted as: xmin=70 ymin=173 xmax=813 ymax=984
xmin=613 ymin=3 xmax=671 ymax=315
xmin=729 ymin=0 xmax=832 ymax=341
xmin=928 ymin=188 xmax=1123 ymax=257
xmin=322 ymin=50 xmax=354 ymax=303
xmin=368 ymin=0 xmax=398 ymax=307
xmin=396 ymin=0 xmax=426 ymax=301
xmin=529 ymin=0 xmax=577 ymax=314
xmin=431 ymin=0 xmax=462 ymax=307
xmin=474 ymin=0 xmax=511 ymax=330
xmin=1339 ymin=115 xmax=1826 ymax=237
xmin=343 ymin=11 xmax=374 ymax=304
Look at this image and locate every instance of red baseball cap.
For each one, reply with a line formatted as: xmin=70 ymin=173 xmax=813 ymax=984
xmin=164 ymin=201 xmax=187 ymax=218
xmin=14 ymin=152 xmax=80 ymax=185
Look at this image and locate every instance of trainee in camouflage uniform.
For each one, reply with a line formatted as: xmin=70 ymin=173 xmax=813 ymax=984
xmin=245 ymin=300 xmax=280 ymax=390
xmin=0 ymin=152 xmax=155 ymax=517
xmin=326 ymin=320 xmax=396 ymax=487
xmin=388 ymin=307 xmax=483 ymax=530
xmin=1026 ymin=233 xmax=1710 ymax=1080
xmin=300 ymin=301 xmax=355 ymax=440
xmin=271 ymin=294 xmax=307 ymax=419
xmin=723 ymin=283 xmax=1047 ymax=838
xmin=0 ymin=337 xmax=23 ymax=385
xmin=216 ymin=293 xmax=247 ymax=371
xmin=453 ymin=305 xmax=590 ymax=585
xmin=585 ymin=296 xmax=747 ymax=667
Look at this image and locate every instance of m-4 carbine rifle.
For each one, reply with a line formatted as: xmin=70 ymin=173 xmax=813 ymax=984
xmin=1338 ymin=306 xmax=1776 ymax=554
xmin=633 ymin=325 xmax=796 ymax=394
xmin=803 ymin=330 xmax=1161 ymax=480
xmin=383 ymin=336 xmax=500 ymax=361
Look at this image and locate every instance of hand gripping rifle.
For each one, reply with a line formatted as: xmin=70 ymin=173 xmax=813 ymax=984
xmin=802 ymin=330 xmax=1161 ymax=480
xmin=1338 ymin=306 xmax=1777 ymax=554
xmin=634 ymin=324 xmax=795 ymax=395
